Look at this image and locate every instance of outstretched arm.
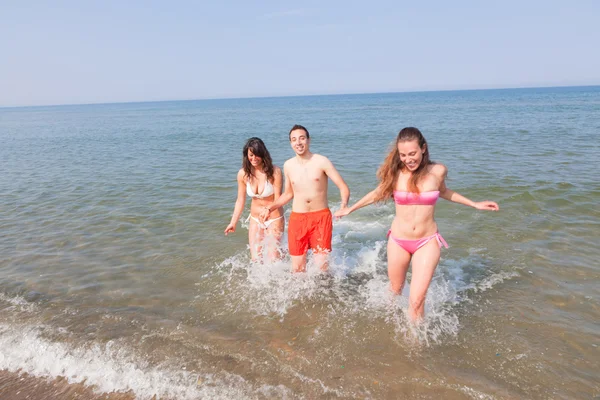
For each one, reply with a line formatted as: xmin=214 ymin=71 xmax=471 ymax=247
xmin=334 ymin=187 xmax=380 ymax=218
xmin=225 ymin=170 xmax=248 ymax=234
xmin=323 ymin=158 xmax=350 ymax=208
xmin=437 ymin=165 xmax=499 ymax=211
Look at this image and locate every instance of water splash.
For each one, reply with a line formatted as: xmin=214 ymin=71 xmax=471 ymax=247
xmin=203 ymin=206 xmax=516 ymax=347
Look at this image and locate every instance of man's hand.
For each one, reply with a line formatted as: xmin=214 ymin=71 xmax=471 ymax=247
xmin=259 ymin=206 xmax=271 ymax=223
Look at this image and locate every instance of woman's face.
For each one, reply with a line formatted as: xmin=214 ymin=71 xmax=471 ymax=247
xmin=397 ymin=140 xmax=424 ymax=172
xmin=247 ymin=149 xmax=263 ymax=168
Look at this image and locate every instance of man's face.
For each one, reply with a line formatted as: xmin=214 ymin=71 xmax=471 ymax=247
xmin=290 ymin=129 xmax=309 ymax=156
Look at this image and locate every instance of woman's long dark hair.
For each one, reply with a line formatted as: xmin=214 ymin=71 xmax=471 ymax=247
xmin=242 ymin=137 xmax=275 ymax=182
xmin=375 ymin=127 xmax=433 ymax=201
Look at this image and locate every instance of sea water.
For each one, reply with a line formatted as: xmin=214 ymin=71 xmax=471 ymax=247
xmin=0 ymin=86 xmax=599 ymax=399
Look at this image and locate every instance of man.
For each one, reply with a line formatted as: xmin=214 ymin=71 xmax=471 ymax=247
xmin=260 ymin=124 xmax=350 ymax=272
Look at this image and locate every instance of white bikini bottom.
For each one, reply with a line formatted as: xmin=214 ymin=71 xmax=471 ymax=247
xmin=246 ymin=215 xmax=284 ymax=229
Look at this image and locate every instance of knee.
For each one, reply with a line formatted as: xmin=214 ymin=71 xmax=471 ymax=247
xmin=409 ymin=295 xmax=426 ymax=311
xmin=390 ymin=282 xmax=404 ymax=295
xmin=291 ymin=258 xmax=306 ymax=273
xmin=293 ymin=264 xmax=306 ymax=273
xmin=391 ymin=284 xmax=404 ymax=295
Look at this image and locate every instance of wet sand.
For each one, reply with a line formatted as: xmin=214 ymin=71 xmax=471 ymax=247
xmin=0 ymin=370 xmax=135 ymax=400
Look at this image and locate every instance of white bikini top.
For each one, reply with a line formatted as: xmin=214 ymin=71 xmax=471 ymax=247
xmin=246 ymin=178 xmax=274 ymax=199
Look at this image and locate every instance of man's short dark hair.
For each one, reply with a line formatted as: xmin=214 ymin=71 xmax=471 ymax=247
xmin=289 ymin=124 xmax=310 ymax=141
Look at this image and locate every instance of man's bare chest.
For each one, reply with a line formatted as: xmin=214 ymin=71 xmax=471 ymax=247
xmin=289 ymin=168 xmax=325 ymax=187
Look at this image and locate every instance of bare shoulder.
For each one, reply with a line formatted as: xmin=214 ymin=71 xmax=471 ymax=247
xmin=236 ymin=168 xmax=246 ymax=183
xmin=273 ymin=165 xmax=282 ymax=177
xmin=313 ymin=153 xmax=332 ymax=167
xmin=429 ymin=163 xmax=448 ymax=178
xmin=283 ymin=158 xmax=296 ymax=173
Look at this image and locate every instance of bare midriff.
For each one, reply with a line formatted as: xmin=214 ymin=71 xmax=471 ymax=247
xmin=390 ymin=204 xmax=438 ymax=239
xmin=250 ymin=196 xmax=283 ymax=219
xmin=290 ymin=179 xmax=329 ymax=213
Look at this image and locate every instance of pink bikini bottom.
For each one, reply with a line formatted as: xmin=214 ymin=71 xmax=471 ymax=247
xmin=387 ymin=230 xmax=449 ymax=255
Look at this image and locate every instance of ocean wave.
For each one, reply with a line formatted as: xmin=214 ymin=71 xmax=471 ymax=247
xmin=0 ymin=323 xmax=292 ymax=400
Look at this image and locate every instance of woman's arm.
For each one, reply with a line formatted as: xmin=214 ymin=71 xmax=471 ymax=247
xmin=437 ymin=165 xmax=499 ymax=211
xmin=225 ymin=170 xmax=248 ymax=234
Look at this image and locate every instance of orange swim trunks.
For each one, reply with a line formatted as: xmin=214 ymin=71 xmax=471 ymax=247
xmin=287 ymin=208 xmax=332 ymax=256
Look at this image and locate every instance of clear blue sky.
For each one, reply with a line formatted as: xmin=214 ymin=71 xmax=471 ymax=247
xmin=1 ymin=0 xmax=599 ymax=107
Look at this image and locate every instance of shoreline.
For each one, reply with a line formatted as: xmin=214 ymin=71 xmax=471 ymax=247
xmin=0 ymin=369 xmax=135 ymax=400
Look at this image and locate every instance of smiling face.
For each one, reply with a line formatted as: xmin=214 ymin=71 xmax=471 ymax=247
xmin=289 ymin=128 xmax=310 ymax=156
xmin=247 ymin=149 xmax=263 ymax=168
xmin=397 ymin=139 xmax=425 ymax=172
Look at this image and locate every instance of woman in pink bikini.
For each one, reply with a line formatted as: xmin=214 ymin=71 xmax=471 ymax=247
xmin=335 ymin=127 xmax=499 ymax=322
xmin=225 ymin=137 xmax=285 ymax=261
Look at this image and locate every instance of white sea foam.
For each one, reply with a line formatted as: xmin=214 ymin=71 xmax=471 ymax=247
xmin=0 ymin=292 xmax=38 ymax=313
xmin=0 ymin=323 xmax=292 ymax=399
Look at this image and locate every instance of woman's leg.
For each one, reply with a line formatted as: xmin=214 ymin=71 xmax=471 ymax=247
xmin=265 ymin=217 xmax=285 ymax=261
xmin=387 ymin=236 xmax=412 ymax=295
xmin=407 ymin=239 xmax=441 ymax=322
xmin=248 ymin=217 xmax=264 ymax=261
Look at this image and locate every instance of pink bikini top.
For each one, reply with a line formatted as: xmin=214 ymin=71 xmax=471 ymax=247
xmin=393 ymin=190 xmax=440 ymax=205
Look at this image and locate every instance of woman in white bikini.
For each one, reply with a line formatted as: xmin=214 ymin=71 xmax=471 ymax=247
xmin=225 ymin=137 xmax=285 ymax=261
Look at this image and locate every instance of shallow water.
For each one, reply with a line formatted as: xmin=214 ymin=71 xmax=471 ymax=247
xmin=1 ymin=86 xmax=599 ymax=399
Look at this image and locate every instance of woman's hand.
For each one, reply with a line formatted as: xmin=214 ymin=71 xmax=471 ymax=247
xmin=334 ymin=207 xmax=352 ymax=219
xmin=474 ymin=201 xmax=500 ymax=211
xmin=224 ymin=223 xmax=236 ymax=235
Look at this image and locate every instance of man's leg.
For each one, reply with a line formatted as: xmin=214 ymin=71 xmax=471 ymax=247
xmin=291 ymin=254 xmax=307 ymax=273
xmin=288 ymin=212 xmax=308 ymax=273
xmin=308 ymin=209 xmax=333 ymax=272
xmin=312 ymin=250 xmax=329 ymax=272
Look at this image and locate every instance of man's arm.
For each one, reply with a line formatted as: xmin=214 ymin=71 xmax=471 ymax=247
xmin=272 ymin=166 xmax=283 ymax=202
xmin=323 ymin=157 xmax=350 ymax=208
xmin=259 ymin=161 xmax=294 ymax=222
xmin=268 ymin=162 xmax=294 ymax=210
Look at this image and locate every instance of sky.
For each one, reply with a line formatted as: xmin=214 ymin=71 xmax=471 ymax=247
xmin=1 ymin=0 xmax=599 ymax=107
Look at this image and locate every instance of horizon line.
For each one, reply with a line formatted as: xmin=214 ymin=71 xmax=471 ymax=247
xmin=2 ymin=83 xmax=599 ymax=109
